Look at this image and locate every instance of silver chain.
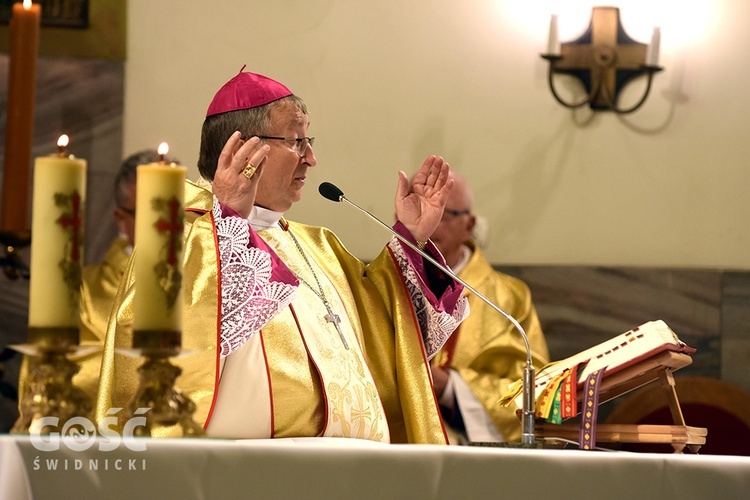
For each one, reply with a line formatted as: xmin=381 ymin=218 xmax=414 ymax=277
xmin=284 ymin=223 xmax=349 ymax=349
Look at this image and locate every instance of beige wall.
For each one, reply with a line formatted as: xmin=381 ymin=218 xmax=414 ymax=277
xmin=124 ymin=0 xmax=748 ymax=268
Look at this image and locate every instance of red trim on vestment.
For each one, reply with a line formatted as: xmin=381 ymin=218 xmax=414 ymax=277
xmin=259 ymin=329 xmax=275 ymax=438
xmin=203 ymin=208 xmax=222 ymax=430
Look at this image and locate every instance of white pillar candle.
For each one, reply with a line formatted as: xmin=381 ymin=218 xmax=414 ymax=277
xmin=133 ymin=144 xmax=186 ymax=333
xmin=28 ymin=135 xmax=87 ymax=328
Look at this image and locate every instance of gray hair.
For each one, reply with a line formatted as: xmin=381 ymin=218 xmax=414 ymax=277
xmin=197 ymin=95 xmax=307 ymax=181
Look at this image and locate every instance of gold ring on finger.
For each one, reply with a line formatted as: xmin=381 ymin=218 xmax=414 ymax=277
xmin=242 ymin=163 xmax=256 ymax=179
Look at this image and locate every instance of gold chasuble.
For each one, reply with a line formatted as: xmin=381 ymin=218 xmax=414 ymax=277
xmin=432 ymin=242 xmax=549 ymax=443
xmin=96 ymin=180 xmax=467 ymax=444
xmin=75 ymin=237 xmax=131 ymax=400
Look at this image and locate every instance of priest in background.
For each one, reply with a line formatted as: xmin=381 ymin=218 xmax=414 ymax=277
xmin=428 ymin=171 xmax=549 ymax=444
xmin=96 ymin=69 xmax=469 ymax=444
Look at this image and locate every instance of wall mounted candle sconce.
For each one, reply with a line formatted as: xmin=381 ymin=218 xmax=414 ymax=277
xmin=541 ymin=6 xmax=663 ymax=114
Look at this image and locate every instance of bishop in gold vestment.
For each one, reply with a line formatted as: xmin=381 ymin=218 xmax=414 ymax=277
xmin=96 ymin=70 xmax=468 ymax=444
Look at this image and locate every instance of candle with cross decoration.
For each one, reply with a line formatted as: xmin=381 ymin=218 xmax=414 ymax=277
xmin=133 ymin=142 xmax=187 ymax=336
xmin=28 ymin=135 xmax=87 ymax=328
xmin=124 ymin=143 xmax=203 ymax=437
xmin=11 ymin=134 xmax=91 ymax=434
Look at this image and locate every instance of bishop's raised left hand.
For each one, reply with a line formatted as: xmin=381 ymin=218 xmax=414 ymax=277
xmin=395 ymin=155 xmax=454 ymax=243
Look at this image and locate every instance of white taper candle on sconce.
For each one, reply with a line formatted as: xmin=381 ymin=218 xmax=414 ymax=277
xmin=133 ymin=142 xmax=186 ymax=333
xmin=646 ymin=27 xmax=661 ymax=66
xmin=28 ymin=134 xmax=87 ymax=328
xmin=547 ymin=14 xmax=560 ymax=55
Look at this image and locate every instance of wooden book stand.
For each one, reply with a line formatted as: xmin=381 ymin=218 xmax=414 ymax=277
xmin=534 ymin=351 xmax=707 ymax=453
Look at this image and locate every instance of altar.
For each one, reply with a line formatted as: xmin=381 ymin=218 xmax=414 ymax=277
xmin=1 ymin=435 xmax=749 ymax=500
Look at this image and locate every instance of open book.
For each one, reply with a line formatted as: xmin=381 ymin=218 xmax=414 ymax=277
xmin=500 ymin=320 xmax=696 ymax=416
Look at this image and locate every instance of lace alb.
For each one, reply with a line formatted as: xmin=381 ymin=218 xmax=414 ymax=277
xmin=213 ymin=198 xmax=297 ymax=356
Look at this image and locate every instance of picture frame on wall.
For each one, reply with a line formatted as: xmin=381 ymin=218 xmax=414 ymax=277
xmin=0 ymin=0 xmax=123 ymax=60
xmin=0 ymin=0 xmax=89 ymax=29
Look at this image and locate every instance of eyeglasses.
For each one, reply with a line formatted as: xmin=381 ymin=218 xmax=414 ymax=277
xmin=442 ymin=208 xmax=471 ymax=220
xmin=257 ymin=136 xmax=315 ymax=157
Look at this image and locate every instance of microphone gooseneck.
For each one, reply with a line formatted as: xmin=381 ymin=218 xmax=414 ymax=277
xmin=318 ymin=182 xmax=537 ymax=446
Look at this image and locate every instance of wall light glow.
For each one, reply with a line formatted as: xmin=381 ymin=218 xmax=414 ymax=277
xmin=494 ymin=0 xmax=718 ymax=53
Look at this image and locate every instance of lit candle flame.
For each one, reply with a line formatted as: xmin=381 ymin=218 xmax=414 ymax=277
xmin=57 ymin=134 xmax=70 ymax=149
xmin=158 ymin=142 xmax=169 ymax=162
xmin=23 ymin=0 xmax=32 ymax=10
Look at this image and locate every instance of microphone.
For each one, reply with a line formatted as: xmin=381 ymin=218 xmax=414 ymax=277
xmin=318 ymin=181 xmax=537 ymax=446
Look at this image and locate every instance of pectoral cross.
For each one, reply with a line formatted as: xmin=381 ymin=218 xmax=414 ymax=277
xmin=324 ymin=306 xmax=349 ymax=350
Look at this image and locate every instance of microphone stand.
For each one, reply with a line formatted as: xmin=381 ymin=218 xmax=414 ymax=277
xmin=319 ymin=183 xmax=537 ymax=446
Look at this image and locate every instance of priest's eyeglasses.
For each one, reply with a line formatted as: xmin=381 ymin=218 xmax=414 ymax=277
xmin=258 ymin=136 xmax=315 ymax=157
xmin=442 ymin=208 xmax=471 ymax=220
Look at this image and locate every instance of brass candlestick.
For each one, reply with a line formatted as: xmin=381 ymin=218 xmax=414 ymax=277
xmin=10 ymin=327 xmax=95 ymax=434
xmin=121 ymin=329 xmax=203 ymax=437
